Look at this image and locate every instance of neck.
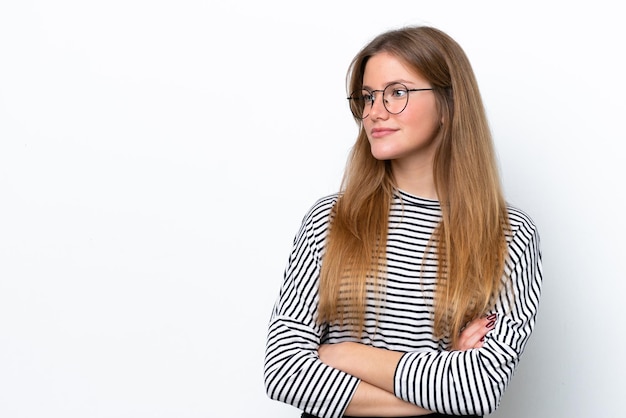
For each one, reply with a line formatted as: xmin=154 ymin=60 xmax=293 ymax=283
xmin=391 ymin=160 xmax=437 ymax=200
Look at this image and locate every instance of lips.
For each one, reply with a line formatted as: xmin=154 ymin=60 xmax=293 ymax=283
xmin=370 ymin=127 xmax=398 ymax=138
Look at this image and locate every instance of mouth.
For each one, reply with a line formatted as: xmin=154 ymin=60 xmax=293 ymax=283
xmin=370 ymin=127 xmax=398 ymax=139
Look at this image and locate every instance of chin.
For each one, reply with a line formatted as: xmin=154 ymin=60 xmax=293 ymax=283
xmin=369 ymin=145 xmax=398 ymax=161
xmin=370 ymin=150 xmax=401 ymax=161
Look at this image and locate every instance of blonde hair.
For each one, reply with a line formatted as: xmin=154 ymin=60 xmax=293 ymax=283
xmin=318 ymin=26 xmax=509 ymax=347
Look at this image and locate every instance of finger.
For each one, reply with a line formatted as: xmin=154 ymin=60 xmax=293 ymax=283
xmin=454 ymin=314 xmax=497 ymax=350
xmin=474 ymin=313 xmax=497 ymax=346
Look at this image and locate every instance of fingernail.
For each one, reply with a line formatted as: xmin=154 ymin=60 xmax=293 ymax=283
xmin=487 ymin=313 xmax=497 ymax=321
xmin=486 ymin=320 xmax=495 ymax=328
xmin=480 ymin=336 xmax=485 ymax=342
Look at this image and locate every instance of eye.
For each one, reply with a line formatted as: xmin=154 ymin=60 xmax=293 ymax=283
xmin=362 ymin=93 xmax=374 ymax=104
xmin=350 ymin=90 xmax=373 ymax=105
xmin=389 ymin=87 xmax=408 ymax=99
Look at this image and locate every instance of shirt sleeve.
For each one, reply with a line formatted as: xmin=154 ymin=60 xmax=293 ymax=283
xmin=264 ymin=197 xmax=360 ymax=418
xmin=394 ymin=210 xmax=543 ymax=416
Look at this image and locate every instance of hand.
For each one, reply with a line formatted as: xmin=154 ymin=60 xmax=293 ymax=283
xmin=453 ymin=313 xmax=497 ymax=350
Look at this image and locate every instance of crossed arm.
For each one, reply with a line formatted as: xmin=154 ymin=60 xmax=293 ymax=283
xmin=318 ymin=315 xmax=496 ymax=417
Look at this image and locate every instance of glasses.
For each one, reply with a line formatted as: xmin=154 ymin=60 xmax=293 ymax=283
xmin=347 ymin=82 xmax=433 ymax=119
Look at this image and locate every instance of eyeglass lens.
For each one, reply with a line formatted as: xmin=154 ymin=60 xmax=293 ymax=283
xmin=349 ymin=83 xmax=410 ymax=119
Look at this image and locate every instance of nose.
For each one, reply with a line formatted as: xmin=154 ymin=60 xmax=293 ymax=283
xmin=368 ymin=91 xmax=388 ymax=119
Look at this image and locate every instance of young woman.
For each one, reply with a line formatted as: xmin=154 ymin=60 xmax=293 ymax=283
xmin=264 ymin=25 xmax=542 ymax=418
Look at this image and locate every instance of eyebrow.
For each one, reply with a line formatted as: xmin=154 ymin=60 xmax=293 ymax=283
xmin=362 ymin=79 xmax=420 ymax=90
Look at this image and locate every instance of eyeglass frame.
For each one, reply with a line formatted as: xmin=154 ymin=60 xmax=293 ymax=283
xmin=347 ymin=82 xmax=434 ymax=119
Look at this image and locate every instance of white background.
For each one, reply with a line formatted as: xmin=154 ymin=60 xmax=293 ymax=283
xmin=1 ymin=1 xmax=625 ymax=417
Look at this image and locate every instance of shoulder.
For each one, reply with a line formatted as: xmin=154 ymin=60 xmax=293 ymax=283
xmin=301 ymin=193 xmax=340 ymax=225
xmin=505 ymin=203 xmax=541 ymax=258
xmin=294 ymin=193 xmax=340 ymax=242
xmin=506 ymin=204 xmax=539 ymax=236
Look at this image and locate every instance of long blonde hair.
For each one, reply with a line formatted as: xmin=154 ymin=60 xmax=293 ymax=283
xmin=318 ymin=26 xmax=509 ymax=347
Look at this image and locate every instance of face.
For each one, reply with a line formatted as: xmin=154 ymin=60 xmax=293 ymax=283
xmin=361 ymin=52 xmax=441 ymax=169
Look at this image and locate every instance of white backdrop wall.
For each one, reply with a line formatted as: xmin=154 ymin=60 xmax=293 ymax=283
xmin=1 ymin=1 xmax=624 ymax=417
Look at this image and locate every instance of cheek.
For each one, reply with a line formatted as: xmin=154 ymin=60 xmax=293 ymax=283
xmin=404 ymin=107 xmax=440 ymax=132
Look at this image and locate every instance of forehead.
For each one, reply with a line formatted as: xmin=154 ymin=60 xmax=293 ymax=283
xmin=363 ymin=51 xmax=426 ymax=87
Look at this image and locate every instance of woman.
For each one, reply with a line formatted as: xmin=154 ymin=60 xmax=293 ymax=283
xmin=264 ymin=25 xmax=542 ymax=418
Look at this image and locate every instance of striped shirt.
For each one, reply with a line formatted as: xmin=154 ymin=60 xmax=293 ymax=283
xmin=264 ymin=190 xmax=542 ymax=417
